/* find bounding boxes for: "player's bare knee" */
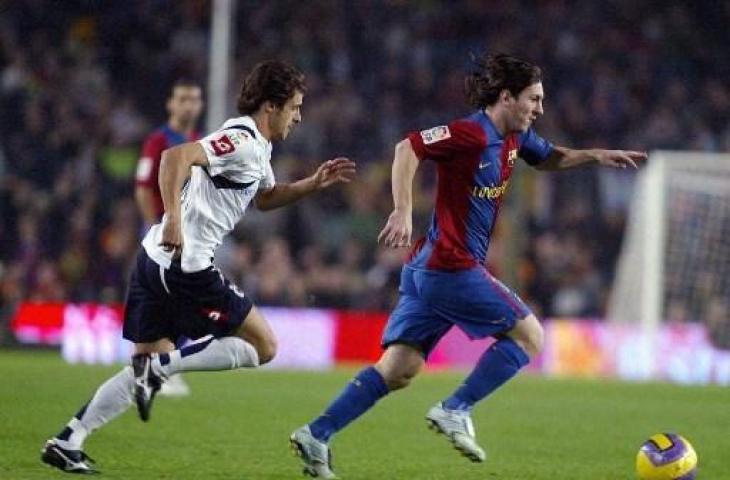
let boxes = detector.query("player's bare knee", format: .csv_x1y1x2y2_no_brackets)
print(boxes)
375,363,416,391
509,314,544,358
531,320,545,355
375,344,424,391
242,333,277,365
234,306,277,364
389,369,418,390
255,336,278,365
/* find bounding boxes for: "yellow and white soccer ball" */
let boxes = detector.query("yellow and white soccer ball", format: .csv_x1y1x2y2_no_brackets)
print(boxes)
636,433,698,479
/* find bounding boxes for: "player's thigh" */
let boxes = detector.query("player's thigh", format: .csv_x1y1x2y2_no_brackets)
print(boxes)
123,249,177,346
167,265,255,340
375,343,425,390
381,292,451,360
425,268,532,340
232,305,277,364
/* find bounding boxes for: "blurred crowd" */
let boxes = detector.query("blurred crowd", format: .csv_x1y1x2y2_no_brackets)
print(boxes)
1,0,729,337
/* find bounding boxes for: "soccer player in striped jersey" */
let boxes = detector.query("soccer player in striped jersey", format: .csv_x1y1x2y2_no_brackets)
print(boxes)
41,61,356,475
135,79,202,230
291,53,646,478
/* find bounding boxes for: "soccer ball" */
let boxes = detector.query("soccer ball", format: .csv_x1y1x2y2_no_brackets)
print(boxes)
636,433,698,479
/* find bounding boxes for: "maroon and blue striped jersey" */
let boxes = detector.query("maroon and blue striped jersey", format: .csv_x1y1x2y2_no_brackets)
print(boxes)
135,125,200,219
405,110,553,271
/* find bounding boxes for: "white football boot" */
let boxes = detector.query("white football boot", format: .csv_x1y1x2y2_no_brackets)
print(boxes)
159,374,191,397
426,402,486,462
289,425,337,479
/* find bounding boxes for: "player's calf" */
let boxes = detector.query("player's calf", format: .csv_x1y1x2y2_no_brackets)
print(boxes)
152,336,261,376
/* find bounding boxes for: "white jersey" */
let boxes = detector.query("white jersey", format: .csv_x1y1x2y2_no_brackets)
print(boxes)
143,115,274,272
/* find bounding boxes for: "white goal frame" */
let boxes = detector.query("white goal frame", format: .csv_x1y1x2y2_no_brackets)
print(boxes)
608,150,730,328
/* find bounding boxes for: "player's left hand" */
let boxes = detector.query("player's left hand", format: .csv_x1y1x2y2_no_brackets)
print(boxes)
378,209,412,248
596,150,647,169
312,157,357,189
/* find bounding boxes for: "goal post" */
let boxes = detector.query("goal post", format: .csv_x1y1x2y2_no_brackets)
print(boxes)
608,151,730,345
206,0,235,132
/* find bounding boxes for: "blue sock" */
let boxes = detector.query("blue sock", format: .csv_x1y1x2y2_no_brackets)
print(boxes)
443,337,530,411
309,366,389,442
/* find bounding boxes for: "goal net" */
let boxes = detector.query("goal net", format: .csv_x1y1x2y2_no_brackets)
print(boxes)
608,151,730,349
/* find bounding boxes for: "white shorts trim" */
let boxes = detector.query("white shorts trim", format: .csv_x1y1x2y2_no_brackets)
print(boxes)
159,265,171,295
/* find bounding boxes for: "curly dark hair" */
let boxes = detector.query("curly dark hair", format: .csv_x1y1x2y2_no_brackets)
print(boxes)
465,53,542,109
237,60,307,115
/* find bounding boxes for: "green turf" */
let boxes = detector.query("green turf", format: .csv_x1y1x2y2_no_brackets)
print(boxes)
0,350,727,479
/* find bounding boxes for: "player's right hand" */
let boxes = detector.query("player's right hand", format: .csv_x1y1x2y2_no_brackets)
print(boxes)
160,217,183,258
378,209,412,248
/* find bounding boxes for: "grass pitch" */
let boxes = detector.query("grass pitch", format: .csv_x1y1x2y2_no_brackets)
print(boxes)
1,350,728,479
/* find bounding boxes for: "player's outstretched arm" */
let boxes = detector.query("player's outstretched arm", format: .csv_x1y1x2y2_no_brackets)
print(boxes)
254,157,356,211
536,146,647,171
158,142,209,254
378,138,418,248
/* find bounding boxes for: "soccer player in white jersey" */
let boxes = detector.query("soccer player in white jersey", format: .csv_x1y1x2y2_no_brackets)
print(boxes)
41,60,356,475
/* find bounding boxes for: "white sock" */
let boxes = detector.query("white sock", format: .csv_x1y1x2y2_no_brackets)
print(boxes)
155,337,259,377
55,367,134,450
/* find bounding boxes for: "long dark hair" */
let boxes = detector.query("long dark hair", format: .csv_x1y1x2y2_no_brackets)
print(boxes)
237,60,307,115
465,53,542,108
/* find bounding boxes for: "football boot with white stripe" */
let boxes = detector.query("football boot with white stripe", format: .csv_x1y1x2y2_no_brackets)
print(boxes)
132,353,165,422
289,425,337,479
426,402,486,462
41,439,98,474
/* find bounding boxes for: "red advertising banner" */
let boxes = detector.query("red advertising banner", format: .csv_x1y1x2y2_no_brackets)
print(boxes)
9,303,730,385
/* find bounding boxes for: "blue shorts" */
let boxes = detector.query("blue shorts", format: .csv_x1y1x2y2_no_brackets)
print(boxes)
381,266,532,356
123,249,253,343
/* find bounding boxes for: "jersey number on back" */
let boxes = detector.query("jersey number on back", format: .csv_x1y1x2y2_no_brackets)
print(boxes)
210,134,235,156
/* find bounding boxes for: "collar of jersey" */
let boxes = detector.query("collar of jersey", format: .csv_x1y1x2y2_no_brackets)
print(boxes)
477,110,504,141
234,116,271,150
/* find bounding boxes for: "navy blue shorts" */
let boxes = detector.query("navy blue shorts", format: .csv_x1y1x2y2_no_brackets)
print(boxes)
122,249,253,343
382,266,533,357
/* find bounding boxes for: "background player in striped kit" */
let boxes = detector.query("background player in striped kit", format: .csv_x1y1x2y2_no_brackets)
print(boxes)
290,53,646,478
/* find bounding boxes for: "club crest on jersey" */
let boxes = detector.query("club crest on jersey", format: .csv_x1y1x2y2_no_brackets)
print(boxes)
230,131,249,146
507,148,518,166
420,125,451,145
210,134,235,156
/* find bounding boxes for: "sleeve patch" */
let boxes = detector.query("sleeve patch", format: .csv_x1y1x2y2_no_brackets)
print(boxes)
136,157,153,181
420,125,451,145
209,134,235,156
